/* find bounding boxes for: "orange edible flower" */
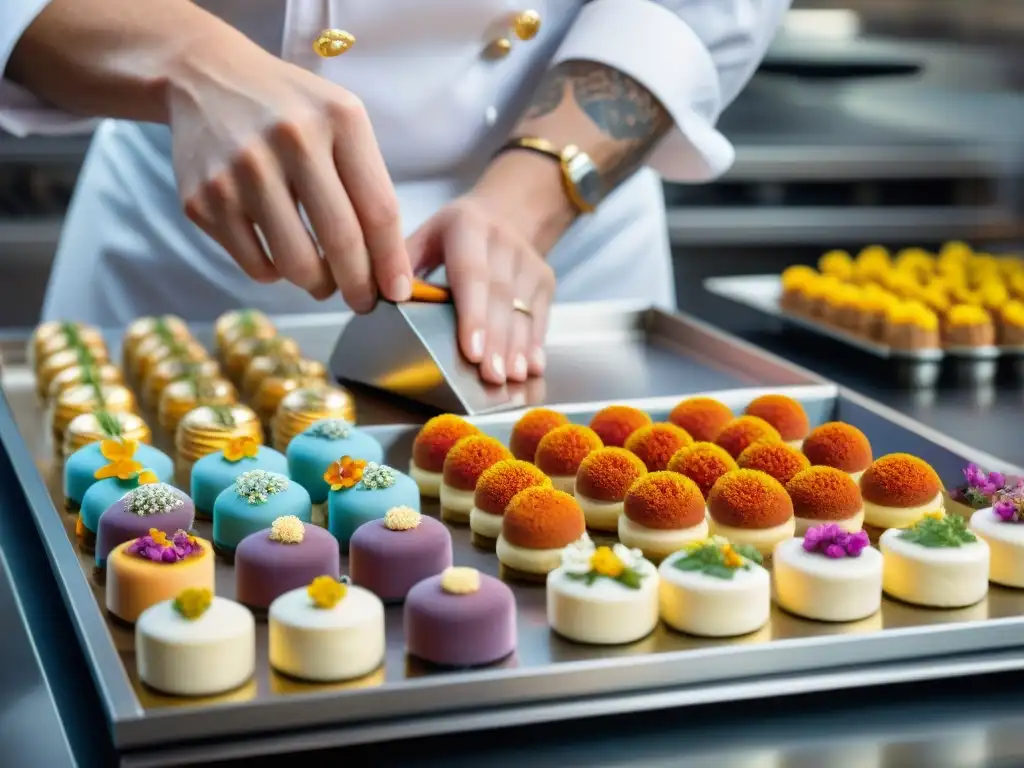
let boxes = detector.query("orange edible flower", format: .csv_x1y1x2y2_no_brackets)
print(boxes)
324,455,367,491
137,469,158,485
223,435,260,463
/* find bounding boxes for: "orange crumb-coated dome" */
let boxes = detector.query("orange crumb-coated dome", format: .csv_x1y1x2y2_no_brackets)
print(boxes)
714,416,781,459
625,423,693,472
442,435,512,491
588,405,652,448
668,397,733,442
708,469,794,530
534,424,603,477
666,442,738,499
575,447,648,503
509,408,570,462
412,414,481,473
502,486,586,549
859,453,941,508
786,466,862,521
737,442,810,486
473,459,551,516
744,395,810,442
802,422,872,473
623,472,705,530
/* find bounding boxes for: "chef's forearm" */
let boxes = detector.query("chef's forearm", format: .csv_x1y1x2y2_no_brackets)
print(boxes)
6,0,250,124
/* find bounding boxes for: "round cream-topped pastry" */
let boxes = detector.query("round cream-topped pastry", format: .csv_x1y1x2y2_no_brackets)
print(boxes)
707,469,795,558
574,447,647,533
546,534,659,645
439,435,511,524
801,422,872,484
496,487,586,583
880,514,989,608
618,472,708,561
786,466,865,536
534,424,603,494
469,460,551,551
860,453,944,538
409,414,480,497
773,525,882,622
744,394,810,449
659,537,770,637
970,492,1024,588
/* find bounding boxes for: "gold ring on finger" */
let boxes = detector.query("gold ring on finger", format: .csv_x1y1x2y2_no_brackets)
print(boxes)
512,298,532,317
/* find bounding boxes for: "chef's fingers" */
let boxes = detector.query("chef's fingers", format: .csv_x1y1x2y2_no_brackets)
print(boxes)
234,146,334,298
505,254,536,383
527,262,555,377
443,215,490,368
183,179,279,284
404,218,445,277
329,98,412,304
480,241,516,385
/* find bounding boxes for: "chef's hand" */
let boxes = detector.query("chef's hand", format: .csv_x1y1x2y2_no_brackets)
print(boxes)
406,153,575,385
169,44,411,311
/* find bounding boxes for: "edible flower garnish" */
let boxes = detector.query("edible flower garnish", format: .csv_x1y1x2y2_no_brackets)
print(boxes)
127,528,202,563
124,483,185,516
324,456,366,491
360,462,397,490
223,435,260,463
441,567,481,595
307,419,352,441
561,533,648,589
308,575,349,609
955,463,1022,509
173,587,213,620
235,470,288,505
994,487,1024,523
899,513,976,548
94,439,146,480
802,524,870,559
673,536,762,580
269,515,305,543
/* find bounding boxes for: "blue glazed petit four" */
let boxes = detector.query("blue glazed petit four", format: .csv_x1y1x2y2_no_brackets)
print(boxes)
327,461,420,550
212,470,312,558
190,436,288,519
64,440,173,512
286,419,384,504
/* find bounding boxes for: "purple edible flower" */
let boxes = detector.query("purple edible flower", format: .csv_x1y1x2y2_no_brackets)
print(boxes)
802,523,870,558
127,529,202,563
994,489,1024,523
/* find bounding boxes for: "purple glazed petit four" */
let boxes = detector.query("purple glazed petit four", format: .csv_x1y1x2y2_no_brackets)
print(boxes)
95,483,195,569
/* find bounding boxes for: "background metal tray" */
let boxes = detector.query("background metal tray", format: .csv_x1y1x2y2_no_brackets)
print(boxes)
2,307,1023,766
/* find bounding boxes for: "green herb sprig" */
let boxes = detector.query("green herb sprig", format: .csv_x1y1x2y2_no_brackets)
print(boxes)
672,541,762,580
898,514,977,548
94,409,123,438
565,568,644,590
209,405,237,428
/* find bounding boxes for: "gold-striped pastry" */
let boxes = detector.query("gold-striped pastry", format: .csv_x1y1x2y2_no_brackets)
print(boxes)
37,346,111,401
270,384,357,452
241,356,326,402
224,335,300,385
251,363,325,430
64,410,151,456
46,363,123,404
51,383,137,449
132,336,208,385
122,315,191,373
142,357,221,412
158,376,237,436
214,310,275,359
31,322,106,374
174,404,263,488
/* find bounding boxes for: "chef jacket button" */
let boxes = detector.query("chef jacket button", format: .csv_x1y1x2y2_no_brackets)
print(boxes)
485,37,513,60
513,10,541,41
485,106,498,126
313,29,355,58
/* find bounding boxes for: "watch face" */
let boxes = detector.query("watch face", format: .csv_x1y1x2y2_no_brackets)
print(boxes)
565,153,604,210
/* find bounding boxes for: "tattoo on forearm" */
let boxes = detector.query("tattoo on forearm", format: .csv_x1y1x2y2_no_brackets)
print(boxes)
523,60,671,186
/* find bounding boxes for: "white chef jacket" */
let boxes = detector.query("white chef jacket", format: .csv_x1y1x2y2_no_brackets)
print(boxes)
0,0,789,326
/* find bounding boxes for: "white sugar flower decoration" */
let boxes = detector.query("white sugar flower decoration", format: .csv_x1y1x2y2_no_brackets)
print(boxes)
560,532,595,575
612,542,645,571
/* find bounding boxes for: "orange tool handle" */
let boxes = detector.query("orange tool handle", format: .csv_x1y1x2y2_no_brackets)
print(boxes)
410,279,451,304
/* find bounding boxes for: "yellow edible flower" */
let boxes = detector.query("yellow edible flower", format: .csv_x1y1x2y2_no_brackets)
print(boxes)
721,543,744,569
173,587,213,620
308,575,347,609
223,435,259,463
590,546,625,578
94,439,143,480
323,455,366,491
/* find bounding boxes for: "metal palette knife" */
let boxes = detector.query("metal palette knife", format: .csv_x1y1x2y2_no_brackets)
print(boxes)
329,281,544,416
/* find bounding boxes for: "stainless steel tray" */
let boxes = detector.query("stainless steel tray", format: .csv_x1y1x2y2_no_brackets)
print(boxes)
3,306,1024,766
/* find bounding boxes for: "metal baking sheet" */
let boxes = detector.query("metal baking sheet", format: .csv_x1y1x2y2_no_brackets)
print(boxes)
3,308,1024,765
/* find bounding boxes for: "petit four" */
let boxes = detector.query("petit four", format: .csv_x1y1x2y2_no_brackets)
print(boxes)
241,356,325,402
786,466,864,535
190,436,288,519
773,526,881,622
286,418,384,511
954,463,1018,511
405,567,517,667
212,470,312,558
157,376,237,437
880,514,989,608
802,421,873,482
326,460,420,549
496,487,586,582
47,362,122,403
271,385,356,453
142,357,220,412
269,576,385,682
214,309,275,358
94,483,195,569
439,435,512,524
174,404,264,489
133,336,208,386
665,442,738,500
658,537,770,637
737,441,810,486
51,382,137,447
970,489,1024,588
624,423,693,472
235,517,341,610
37,341,110,399
944,304,996,348
31,321,104,372
707,469,795,558
469,459,552,550
136,589,256,696
534,424,603,494
106,531,214,623
547,534,659,645
508,407,569,462
588,405,652,448
122,314,190,372
999,300,1024,346
574,447,647,533
779,265,817,314
714,416,781,459
251,363,324,428
744,394,810,447
618,472,708,561
409,414,480,496
63,410,151,457
64,439,173,513
860,453,944,537
225,335,300,384
668,396,733,442
349,507,453,602
884,300,940,351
